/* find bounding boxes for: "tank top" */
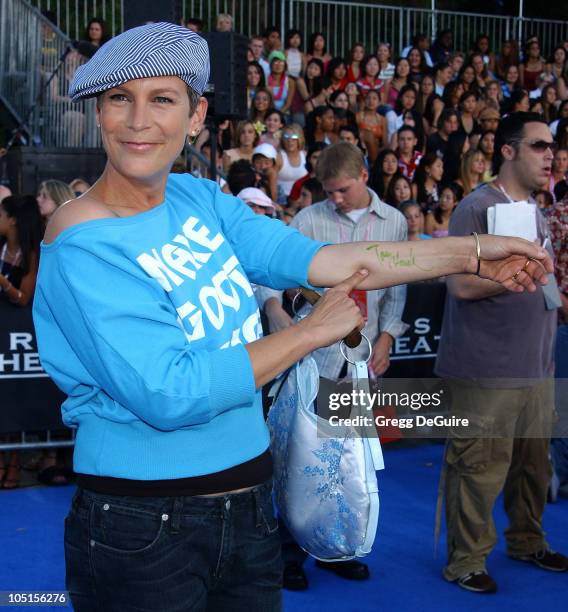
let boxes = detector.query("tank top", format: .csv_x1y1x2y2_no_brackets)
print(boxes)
278,150,307,196
286,49,303,78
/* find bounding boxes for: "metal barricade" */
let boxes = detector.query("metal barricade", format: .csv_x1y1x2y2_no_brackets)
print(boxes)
0,430,75,451
25,0,568,60
0,0,101,148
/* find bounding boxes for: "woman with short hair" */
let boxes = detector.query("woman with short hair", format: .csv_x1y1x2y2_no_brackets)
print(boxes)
33,23,553,610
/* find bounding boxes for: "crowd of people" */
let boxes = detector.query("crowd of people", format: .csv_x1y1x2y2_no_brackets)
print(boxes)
0,14,567,607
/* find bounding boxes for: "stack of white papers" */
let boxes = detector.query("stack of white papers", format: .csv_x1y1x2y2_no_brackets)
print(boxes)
487,202,538,241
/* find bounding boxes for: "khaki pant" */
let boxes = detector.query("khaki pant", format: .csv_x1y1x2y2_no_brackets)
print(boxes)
442,379,554,581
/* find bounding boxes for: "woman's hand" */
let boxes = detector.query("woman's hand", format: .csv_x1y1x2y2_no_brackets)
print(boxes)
471,235,553,293
298,270,367,349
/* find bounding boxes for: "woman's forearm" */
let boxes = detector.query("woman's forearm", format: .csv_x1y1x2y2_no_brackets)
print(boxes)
308,238,476,289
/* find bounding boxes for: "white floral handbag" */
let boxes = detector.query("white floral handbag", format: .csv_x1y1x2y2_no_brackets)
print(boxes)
267,352,384,561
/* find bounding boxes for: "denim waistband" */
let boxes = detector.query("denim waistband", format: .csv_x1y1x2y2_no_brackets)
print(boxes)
73,478,273,516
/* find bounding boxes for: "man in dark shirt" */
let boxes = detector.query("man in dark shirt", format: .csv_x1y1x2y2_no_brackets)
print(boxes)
436,113,568,593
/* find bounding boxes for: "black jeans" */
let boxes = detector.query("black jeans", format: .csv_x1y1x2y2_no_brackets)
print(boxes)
64,480,282,611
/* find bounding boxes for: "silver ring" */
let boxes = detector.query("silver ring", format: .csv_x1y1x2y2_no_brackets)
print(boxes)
339,333,372,364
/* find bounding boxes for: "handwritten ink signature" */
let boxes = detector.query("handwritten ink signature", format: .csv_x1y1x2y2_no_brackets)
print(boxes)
365,244,433,272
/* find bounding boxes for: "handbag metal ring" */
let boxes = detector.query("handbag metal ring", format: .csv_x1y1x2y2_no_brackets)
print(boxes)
339,332,372,364
291,290,307,316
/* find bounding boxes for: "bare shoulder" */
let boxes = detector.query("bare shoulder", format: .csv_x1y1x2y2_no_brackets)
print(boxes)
43,197,116,244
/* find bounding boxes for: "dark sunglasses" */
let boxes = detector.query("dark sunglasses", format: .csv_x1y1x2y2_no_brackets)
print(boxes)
516,139,556,153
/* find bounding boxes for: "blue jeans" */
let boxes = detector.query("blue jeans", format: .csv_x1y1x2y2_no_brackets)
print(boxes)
64,480,282,611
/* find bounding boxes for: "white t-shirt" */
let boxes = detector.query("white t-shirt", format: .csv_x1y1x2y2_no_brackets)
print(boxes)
345,207,369,224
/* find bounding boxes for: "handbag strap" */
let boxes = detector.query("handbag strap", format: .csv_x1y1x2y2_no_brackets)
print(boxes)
352,361,384,471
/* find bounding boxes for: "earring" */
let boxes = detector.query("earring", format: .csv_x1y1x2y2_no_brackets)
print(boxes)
187,131,200,146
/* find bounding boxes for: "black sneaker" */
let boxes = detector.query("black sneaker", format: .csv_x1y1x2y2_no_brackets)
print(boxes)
457,571,497,593
282,562,308,591
515,549,568,572
315,560,370,580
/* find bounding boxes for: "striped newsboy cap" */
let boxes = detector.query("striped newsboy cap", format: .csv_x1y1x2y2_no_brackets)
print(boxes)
69,22,210,101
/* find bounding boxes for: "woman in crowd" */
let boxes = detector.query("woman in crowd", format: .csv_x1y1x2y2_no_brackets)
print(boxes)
357,90,386,162
385,57,411,108
520,39,545,91
33,24,554,609
443,81,465,111
355,55,385,99
471,52,492,89
542,84,559,124
412,152,444,211
377,42,395,81
425,183,461,238
471,34,496,72
546,46,568,83
297,177,326,209
458,63,481,96
344,82,360,113
455,149,486,195
259,109,285,149
550,100,568,137
285,29,305,79
386,84,419,143
69,178,91,196
548,147,568,200
555,117,568,149
416,74,436,115
482,80,503,112
325,58,349,92
296,58,325,113
222,120,258,174
277,124,307,201
83,17,110,48
37,180,74,221
458,91,480,136
494,39,519,80
329,90,350,111
305,105,337,146
508,89,530,113
306,32,332,70
478,130,496,181
267,51,295,114
423,93,445,136
385,173,413,208
247,61,266,110
369,148,399,200
249,87,274,126
0,194,44,489
535,189,554,211
442,130,470,183
500,64,522,99
400,201,431,241
407,47,429,83
346,42,366,83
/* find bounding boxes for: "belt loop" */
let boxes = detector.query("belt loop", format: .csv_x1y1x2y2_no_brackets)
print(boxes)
171,498,183,534
73,488,83,511
253,488,263,529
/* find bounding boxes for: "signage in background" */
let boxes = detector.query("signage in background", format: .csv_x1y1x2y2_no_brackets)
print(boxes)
386,281,446,379
0,283,447,434
0,301,65,433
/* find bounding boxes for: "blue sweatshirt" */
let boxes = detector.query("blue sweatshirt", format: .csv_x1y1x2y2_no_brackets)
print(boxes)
33,174,325,480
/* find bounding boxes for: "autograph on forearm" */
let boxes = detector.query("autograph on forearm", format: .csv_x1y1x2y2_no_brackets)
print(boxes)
366,244,434,272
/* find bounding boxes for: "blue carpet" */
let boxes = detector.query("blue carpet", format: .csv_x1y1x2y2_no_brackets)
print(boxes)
1,443,567,611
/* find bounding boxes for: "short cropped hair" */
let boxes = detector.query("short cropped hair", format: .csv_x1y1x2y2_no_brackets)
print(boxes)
315,142,365,182
493,111,548,174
